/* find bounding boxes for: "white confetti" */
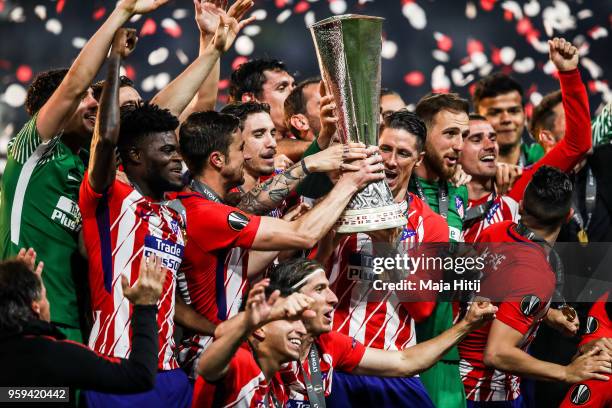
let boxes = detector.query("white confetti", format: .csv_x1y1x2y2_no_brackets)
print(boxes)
1,124,14,154
451,69,474,87
465,1,477,19
243,25,261,36
528,37,550,54
34,5,47,20
512,57,535,73
432,50,449,63
130,14,141,23
276,9,292,24
577,9,592,20
479,63,493,77
45,18,62,35
405,103,416,112
235,35,254,56
176,49,189,65
161,18,179,31
500,47,516,65
501,1,523,20
530,92,543,106
543,60,556,75
155,73,171,90
9,7,25,23
589,27,608,40
148,48,169,66
402,2,427,30
119,66,126,77
581,58,603,79
542,1,576,36
304,11,316,27
252,9,268,21
3,84,27,108
471,51,488,68
523,0,540,17
460,62,476,73
431,65,450,92
330,0,347,15
141,75,156,93
172,9,189,19
72,37,86,49
381,41,398,60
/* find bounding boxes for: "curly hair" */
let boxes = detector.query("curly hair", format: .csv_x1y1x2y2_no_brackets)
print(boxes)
220,101,271,130
473,72,524,111
25,68,69,116
381,109,427,152
229,58,288,102
179,110,240,176
117,101,179,163
523,166,573,228
0,260,42,332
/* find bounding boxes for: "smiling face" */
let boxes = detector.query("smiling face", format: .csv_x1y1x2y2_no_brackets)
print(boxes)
140,131,184,193
379,127,424,199
424,109,469,180
260,69,295,134
242,111,278,177
63,87,98,139
477,91,524,151
460,120,499,178
259,318,307,362
297,270,338,335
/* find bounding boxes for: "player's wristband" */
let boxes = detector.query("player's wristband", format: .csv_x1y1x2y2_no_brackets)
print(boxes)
300,159,311,175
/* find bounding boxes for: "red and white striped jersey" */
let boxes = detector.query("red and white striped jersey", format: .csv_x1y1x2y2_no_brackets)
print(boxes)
79,174,185,370
192,347,288,408
463,194,520,243
327,193,445,350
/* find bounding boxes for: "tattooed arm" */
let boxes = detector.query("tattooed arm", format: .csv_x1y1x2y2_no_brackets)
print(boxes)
237,142,368,215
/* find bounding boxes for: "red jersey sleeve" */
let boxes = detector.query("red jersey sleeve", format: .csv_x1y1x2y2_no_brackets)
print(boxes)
183,196,261,253
318,332,366,373
560,378,612,408
79,172,125,217
509,69,591,201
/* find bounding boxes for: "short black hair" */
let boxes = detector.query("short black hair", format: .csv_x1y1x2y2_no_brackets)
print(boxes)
117,102,179,164
415,93,469,130
473,72,524,111
284,77,321,137
179,111,240,176
530,90,563,136
229,58,288,102
221,102,270,130
267,258,325,297
381,110,427,152
92,76,135,101
25,68,69,116
0,260,42,332
523,166,573,228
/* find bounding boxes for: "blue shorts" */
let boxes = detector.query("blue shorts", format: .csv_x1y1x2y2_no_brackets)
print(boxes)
326,372,435,408
83,368,192,408
466,396,524,408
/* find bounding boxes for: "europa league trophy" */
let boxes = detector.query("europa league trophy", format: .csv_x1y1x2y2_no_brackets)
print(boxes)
310,14,406,233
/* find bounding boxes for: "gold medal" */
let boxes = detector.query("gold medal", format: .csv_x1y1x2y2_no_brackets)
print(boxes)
560,304,577,322
577,229,588,244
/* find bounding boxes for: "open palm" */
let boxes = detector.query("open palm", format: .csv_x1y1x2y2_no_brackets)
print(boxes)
118,0,169,15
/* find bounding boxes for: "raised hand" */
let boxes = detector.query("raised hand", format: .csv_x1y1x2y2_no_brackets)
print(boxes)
111,28,138,59
318,81,338,149
117,0,169,15
197,0,255,52
121,254,168,305
494,162,522,194
450,164,472,187
463,299,498,330
16,248,44,277
339,146,386,190
306,142,368,173
565,347,612,383
548,37,579,72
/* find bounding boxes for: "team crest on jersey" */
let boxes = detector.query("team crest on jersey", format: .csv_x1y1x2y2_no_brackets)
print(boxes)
520,295,541,316
485,202,501,222
455,196,464,219
400,227,416,241
228,211,250,231
583,316,599,335
570,384,591,405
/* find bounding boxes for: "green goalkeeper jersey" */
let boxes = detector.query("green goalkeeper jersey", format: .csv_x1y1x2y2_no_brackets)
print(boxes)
0,114,84,328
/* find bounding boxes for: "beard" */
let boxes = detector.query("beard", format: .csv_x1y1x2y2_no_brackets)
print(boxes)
424,143,456,181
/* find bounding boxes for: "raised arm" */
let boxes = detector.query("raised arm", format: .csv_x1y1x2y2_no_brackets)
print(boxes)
152,0,255,118
87,29,137,194
36,0,168,141
353,301,497,377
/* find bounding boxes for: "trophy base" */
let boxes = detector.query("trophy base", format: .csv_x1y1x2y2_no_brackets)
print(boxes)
335,203,407,233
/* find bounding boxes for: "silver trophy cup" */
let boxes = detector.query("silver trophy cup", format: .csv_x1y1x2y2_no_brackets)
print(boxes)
310,14,406,233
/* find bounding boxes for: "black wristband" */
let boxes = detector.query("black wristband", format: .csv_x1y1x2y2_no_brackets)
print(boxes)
300,159,311,175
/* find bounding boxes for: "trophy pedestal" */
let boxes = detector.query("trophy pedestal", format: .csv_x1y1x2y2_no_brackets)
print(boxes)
335,203,406,233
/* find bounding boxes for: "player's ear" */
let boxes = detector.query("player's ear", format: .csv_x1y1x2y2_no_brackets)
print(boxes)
209,151,226,171
415,151,426,167
252,327,266,342
290,114,309,133
126,147,141,164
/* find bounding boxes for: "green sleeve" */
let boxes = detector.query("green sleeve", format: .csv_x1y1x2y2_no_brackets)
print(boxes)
8,113,44,164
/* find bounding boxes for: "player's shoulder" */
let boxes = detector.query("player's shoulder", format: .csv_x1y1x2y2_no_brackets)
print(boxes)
477,220,516,242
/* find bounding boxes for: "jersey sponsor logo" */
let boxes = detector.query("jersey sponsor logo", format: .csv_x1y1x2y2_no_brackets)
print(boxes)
449,226,462,242
485,202,501,223
570,384,591,405
50,195,82,232
583,316,599,335
455,196,465,219
143,235,184,273
347,252,376,281
228,211,250,231
520,295,541,316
